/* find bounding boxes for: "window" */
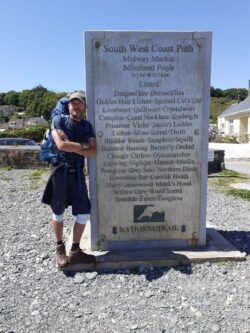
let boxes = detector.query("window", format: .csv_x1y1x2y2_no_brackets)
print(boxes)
229,120,234,134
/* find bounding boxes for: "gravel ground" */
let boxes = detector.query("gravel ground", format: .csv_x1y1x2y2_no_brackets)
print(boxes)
0,168,249,333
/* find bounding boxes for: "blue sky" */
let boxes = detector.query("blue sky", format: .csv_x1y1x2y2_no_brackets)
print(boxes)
1,0,249,93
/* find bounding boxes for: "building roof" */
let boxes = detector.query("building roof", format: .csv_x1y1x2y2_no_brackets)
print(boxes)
26,116,48,125
0,105,13,110
218,95,250,118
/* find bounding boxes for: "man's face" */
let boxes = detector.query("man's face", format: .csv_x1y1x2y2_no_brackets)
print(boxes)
68,99,86,121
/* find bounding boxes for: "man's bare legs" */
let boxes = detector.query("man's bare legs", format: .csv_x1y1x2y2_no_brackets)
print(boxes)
51,219,68,268
73,223,85,244
51,219,64,242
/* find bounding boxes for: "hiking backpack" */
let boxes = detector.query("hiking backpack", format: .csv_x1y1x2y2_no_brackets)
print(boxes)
50,97,69,118
39,97,69,166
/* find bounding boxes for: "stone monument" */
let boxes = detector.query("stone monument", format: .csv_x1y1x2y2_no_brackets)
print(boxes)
84,31,212,251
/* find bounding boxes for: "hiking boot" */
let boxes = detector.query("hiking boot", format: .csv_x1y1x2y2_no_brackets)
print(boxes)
56,244,68,268
68,248,96,265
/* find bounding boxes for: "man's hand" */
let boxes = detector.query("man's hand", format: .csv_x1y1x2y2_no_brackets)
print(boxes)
57,129,69,141
52,129,96,157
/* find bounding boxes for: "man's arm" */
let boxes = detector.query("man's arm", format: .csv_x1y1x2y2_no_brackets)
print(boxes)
52,129,96,157
80,137,97,157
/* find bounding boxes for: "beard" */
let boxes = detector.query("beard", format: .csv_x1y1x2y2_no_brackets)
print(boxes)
70,108,82,121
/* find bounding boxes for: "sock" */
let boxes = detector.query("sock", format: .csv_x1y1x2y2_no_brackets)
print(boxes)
56,241,63,246
71,243,80,252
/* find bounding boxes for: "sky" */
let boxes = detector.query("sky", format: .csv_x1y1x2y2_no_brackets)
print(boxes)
0,0,250,93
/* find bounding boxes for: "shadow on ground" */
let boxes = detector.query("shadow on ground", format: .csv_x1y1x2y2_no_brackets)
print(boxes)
208,173,249,180
218,230,250,255
61,230,249,279
63,263,193,281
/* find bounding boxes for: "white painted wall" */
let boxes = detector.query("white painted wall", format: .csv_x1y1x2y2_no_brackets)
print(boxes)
209,142,250,158
234,119,240,136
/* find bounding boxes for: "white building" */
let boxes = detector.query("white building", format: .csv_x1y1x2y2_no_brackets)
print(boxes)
218,81,250,142
26,115,48,127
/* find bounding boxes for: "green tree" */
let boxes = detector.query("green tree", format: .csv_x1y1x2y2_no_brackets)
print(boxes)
0,93,5,105
0,114,9,123
222,88,247,100
4,91,19,106
19,90,31,109
210,97,238,123
210,86,224,98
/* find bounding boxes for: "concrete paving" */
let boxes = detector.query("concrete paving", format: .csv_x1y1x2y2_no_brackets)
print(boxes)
62,227,246,272
224,159,250,190
209,143,250,189
225,159,250,176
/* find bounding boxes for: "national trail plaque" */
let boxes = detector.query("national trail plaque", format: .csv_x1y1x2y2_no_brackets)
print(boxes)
84,31,212,250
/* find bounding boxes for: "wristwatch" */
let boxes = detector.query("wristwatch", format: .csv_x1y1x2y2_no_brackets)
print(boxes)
81,143,89,150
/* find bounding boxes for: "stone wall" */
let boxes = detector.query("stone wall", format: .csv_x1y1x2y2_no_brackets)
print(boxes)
0,146,47,169
0,146,224,173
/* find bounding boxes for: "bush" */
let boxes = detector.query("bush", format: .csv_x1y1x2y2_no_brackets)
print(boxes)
0,125,47,143
213,135,238,144
239,134,250,143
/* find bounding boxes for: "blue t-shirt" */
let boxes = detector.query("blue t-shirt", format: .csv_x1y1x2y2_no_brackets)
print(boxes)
52,114,95,164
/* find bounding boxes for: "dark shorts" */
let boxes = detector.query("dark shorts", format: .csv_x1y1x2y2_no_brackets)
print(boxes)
42,165,91,216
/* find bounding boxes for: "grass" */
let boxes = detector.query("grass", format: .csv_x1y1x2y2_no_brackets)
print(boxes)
0,166,13,171
208,169,250,200
30,168,46,180
27,168,47,190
